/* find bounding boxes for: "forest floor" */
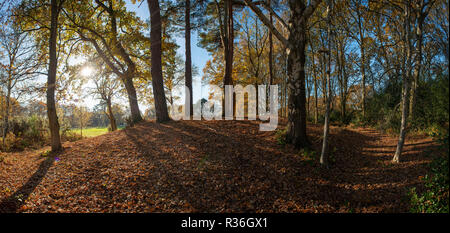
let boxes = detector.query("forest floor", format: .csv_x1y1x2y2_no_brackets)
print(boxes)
0,120,443,213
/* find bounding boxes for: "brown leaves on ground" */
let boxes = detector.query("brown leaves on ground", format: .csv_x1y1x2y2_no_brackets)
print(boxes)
0,120,442,213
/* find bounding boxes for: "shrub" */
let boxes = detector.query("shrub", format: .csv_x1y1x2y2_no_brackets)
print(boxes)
329,110,341,124
359,73,449,133
62,131,83,142
376,108,401,134
275,128,287,145
0,115,49,152
26,115,46,142
1,132,19,151
409,131,449,213
300,147,316,160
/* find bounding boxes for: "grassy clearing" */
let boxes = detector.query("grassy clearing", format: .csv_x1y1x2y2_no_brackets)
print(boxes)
70,127,112,137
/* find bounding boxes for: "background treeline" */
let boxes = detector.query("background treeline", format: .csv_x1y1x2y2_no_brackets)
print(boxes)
0,98,127,151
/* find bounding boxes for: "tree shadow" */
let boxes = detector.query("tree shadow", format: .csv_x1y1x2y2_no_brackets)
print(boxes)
122,120,304,212
118,121,438,212
363,140,437,149
0,153,59,213
312,127,438,211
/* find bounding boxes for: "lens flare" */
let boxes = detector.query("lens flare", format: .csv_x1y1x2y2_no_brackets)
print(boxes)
80,66,94,77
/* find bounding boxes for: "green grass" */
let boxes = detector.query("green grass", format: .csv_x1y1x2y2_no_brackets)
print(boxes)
70,127,111,137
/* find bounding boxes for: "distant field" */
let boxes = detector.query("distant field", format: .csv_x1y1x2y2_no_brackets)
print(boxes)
70,127,119,137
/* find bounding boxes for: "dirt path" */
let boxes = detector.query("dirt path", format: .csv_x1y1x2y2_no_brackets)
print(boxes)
0,120,441,213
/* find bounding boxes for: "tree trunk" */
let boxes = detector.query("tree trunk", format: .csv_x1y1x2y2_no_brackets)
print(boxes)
286,8,309,148
123,75,142,123
255,82,259,116
306,75,310,118
185,0,193,118
320,0,332,167
80,108,83,137
314,76,318,124
2,79,11,147
357,3,366,119
310,48,319,124
360,45,366,118
222,0,234,118
224,0,234,87
106,98,117,131
268,0,273,86
47,0,62,152
393,75,410,163
148,0,170,123
268,0,274,113
337,44,346,123
409,13,424,120
393,2,413,163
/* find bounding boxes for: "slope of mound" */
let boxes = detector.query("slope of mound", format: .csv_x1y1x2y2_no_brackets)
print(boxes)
0,120,440,213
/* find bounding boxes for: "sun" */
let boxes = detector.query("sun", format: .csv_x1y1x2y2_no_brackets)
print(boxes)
80,66,94,77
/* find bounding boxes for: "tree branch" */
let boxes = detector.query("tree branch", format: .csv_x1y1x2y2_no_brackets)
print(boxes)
243,0,289,47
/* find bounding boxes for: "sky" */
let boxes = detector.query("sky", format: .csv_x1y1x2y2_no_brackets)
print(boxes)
79,0,212,112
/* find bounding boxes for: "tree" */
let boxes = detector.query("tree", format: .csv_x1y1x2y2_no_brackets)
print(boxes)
224,0,234,89
320,0,333,167
62,0,144,123
307,28,320,124
332,0,356,124
198,0,245,117
185,0,193,117
268,0,274,87
428,0,448,65
244,0,322,148
46,0,63,152
148,0,170,122
92,71,120,131
74,105,92,137
350,0,369,119
393,0,435,163
409,0,435,120
0,21,42,146
235,9,269,115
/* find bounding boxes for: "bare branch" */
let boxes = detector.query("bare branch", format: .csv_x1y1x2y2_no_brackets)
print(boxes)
243,0,289,47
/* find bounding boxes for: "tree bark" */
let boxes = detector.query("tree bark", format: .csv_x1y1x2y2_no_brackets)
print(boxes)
337,41,347,123
360,42,366,118
2,77,11,147
123,74,142,123
47,0,62,152
409,7,425,120
185,0,193,118
310,45,319,124
393,2,413,163
222,0,234,118
314,76,318,124
224,0,234,87
106,98,117,131
357,2,366,119
285,3,309,148
393,77,410,163
148,0,170,123
320,0,332,167
268,0,273,87
243,0,321,147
